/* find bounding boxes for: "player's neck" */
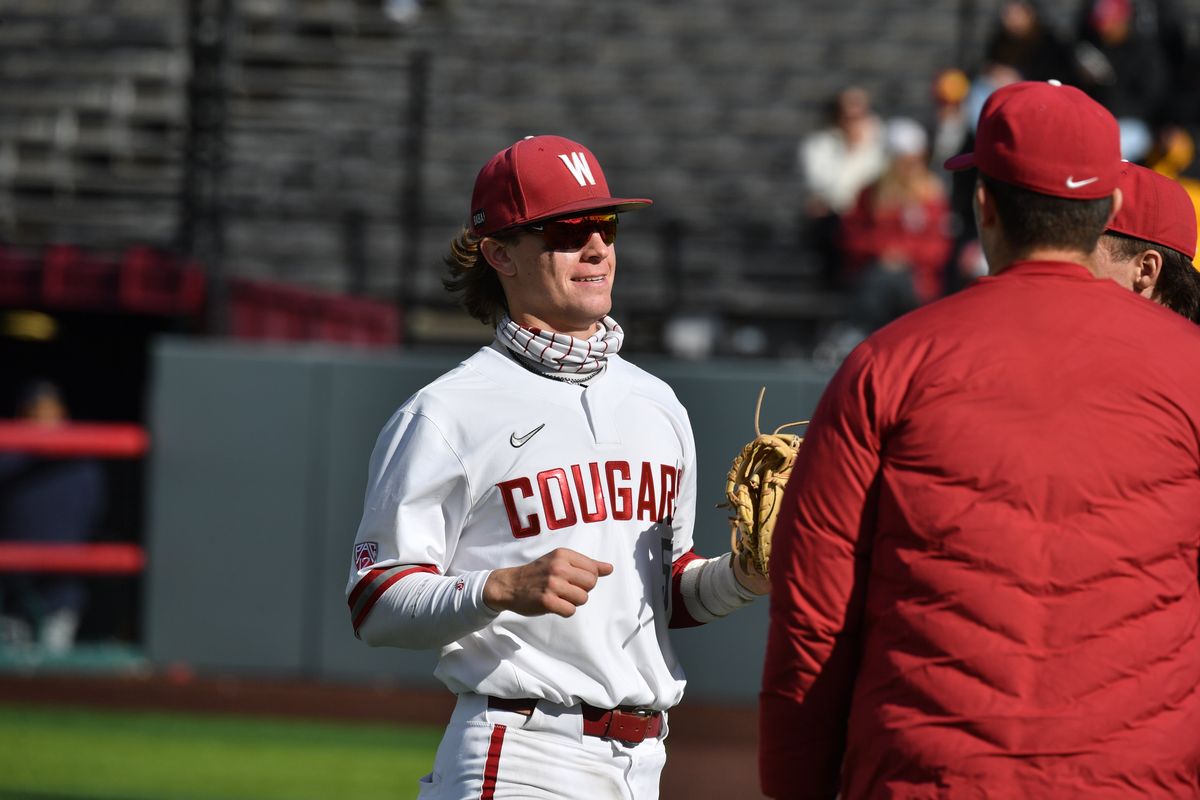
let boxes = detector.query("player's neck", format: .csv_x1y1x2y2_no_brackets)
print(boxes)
989,247,1094,275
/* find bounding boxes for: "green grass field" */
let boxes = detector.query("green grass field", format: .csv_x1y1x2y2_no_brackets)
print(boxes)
0,704,441,800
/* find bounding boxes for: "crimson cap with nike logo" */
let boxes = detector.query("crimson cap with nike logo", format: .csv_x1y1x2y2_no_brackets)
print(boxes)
945,80,1121,200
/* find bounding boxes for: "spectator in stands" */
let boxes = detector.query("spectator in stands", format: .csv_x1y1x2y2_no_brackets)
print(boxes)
1148,0,1200,128
1080,0,1192,125
929,69,973,178
837,117,953,335
983,0,1073,82
1073,0,1167,160
797,86,888,289
963,62,1022,140
0,380,105,655
930,68,989,295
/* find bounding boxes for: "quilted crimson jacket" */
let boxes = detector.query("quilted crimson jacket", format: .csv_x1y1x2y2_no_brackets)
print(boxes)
760,261,1200,799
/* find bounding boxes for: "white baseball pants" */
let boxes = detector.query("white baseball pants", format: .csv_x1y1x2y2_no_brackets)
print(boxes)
415,693,668,799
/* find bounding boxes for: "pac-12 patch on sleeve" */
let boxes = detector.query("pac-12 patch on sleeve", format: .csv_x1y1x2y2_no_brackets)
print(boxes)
354,541,379,571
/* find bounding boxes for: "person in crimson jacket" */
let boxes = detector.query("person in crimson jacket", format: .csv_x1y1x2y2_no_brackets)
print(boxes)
760,81,1200,799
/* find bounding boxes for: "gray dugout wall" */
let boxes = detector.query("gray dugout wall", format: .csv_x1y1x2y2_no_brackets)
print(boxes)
144,338,835,703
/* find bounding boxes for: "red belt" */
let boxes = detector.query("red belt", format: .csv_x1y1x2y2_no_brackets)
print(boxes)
487,696,663,744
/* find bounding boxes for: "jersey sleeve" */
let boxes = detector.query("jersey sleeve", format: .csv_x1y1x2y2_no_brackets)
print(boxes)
759,342,884,798
354,569,499,649
672,401,698,558
345,408,473,636
665,402,704,628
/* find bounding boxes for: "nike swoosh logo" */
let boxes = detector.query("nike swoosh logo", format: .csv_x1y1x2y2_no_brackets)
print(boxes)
1065,176,1099,189
509,424,546,448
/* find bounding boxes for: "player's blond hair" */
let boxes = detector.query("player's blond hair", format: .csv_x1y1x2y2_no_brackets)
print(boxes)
442,226,510,325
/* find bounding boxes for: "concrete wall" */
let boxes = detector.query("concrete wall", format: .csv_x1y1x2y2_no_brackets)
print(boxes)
143,338,835,702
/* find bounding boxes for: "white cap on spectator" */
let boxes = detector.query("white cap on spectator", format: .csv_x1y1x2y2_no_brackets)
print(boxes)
885,117,928,157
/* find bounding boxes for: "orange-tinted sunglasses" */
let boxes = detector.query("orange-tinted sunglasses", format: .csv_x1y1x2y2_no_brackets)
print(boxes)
525,213,618,251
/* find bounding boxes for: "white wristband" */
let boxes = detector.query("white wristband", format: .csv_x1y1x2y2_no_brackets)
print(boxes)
678,552,759,624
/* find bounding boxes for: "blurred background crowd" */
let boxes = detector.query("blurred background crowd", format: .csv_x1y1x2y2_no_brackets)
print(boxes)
1,0,1199,663
803,0,1200,360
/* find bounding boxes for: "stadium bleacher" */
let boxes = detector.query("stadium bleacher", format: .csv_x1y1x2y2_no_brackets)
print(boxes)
2,0,1199,353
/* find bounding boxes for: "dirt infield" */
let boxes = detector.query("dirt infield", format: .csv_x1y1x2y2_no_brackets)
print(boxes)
0,673,766,799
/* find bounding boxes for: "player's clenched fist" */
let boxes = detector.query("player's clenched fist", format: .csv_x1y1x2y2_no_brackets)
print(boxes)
483,548,614,618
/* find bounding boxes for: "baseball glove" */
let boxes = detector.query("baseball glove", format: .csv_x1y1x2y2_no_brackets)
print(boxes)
720,387,807,579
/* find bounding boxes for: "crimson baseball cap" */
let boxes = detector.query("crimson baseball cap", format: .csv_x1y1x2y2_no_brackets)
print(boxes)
469,135,652,237
1107,163,1198,259
944,80,1121,200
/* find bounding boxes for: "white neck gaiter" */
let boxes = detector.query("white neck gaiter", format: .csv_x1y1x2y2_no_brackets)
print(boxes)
495,314,624,381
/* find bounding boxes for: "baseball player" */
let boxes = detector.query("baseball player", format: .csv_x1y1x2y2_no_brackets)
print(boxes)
1091,162,1200,321
346,135,768,799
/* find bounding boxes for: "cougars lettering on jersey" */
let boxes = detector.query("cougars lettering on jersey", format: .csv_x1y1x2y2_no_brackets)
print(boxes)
496,461,679,537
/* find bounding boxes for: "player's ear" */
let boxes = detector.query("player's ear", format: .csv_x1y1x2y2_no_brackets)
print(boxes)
1132,248,1162,297
974,179,997,228
480,237,518,278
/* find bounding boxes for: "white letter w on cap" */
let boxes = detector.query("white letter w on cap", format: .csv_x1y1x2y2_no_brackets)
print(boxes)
558,152,596,187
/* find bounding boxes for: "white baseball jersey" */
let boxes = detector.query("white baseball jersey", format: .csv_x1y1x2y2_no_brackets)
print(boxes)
347,345,697,711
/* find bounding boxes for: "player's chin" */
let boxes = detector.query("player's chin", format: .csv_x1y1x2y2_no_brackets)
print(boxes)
564,289,613,321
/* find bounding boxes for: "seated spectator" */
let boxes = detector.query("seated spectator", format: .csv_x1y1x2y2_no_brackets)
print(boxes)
0,381,106,655
797,86,888,288
963,62,1022,140
1150,0,1200,128
1072,0,1166,160
930,68,973,178
838,117,953,334
931,68,993,294
984,0,1074,82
